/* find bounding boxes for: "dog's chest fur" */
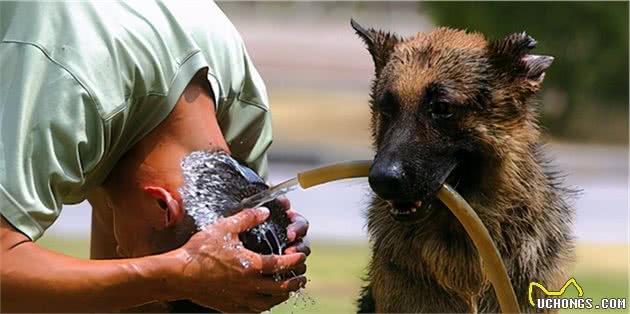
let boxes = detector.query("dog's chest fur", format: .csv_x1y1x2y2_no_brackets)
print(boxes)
366,198,489,312
360,188,573,313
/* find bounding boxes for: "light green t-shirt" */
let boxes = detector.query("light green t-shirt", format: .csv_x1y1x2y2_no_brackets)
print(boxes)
0,1,273,240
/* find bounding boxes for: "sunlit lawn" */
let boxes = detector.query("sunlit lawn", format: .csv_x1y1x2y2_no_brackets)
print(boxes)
37,237,627,313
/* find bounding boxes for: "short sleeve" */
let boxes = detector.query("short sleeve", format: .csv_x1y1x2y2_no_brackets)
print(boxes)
216,46,272,179
239,109,272,179
0,43,103,240
219,100,272,180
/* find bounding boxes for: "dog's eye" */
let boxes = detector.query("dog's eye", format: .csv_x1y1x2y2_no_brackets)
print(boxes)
429,101,454,119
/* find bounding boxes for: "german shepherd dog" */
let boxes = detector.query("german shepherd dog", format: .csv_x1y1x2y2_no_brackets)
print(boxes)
351,20,574,313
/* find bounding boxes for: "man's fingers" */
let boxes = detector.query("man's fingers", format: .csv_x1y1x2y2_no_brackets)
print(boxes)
284,241,311,256
217,207,269,234
286,262,307,276
253,276,307,295
286,210,309,242
248,252,306,275
275,196,291,211
270,260,307,277
279,275,307,291
261,253,306,275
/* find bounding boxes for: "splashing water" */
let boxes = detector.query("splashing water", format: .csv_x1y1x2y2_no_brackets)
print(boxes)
289,289,317,312
240,179,316,308
267,227,284,255
239,256,251,269
258,224,315,309
223,233,232,242
260,231,275,254
240,177,300,209
178,151,314,310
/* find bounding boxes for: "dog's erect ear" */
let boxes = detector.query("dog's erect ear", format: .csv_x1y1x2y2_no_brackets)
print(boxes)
351,19,400,76
489,32,554,89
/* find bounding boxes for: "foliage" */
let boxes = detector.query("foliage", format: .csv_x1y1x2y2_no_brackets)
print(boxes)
423,2,629,140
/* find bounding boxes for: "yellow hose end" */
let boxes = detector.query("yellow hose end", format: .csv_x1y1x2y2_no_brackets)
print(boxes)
296,160,372,188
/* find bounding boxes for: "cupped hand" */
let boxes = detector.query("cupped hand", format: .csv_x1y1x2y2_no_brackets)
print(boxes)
275,197,311,256
171,207,307,313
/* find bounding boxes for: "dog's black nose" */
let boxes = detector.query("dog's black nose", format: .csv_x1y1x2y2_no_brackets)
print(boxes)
369,159,406,200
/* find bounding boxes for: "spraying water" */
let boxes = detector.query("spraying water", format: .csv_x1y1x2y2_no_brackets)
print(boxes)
240,177,300,209
170,151,295,313
173,151,374,313
178,150,291,256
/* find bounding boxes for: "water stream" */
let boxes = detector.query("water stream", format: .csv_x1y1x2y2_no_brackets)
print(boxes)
240,179,314,310
240,177,301,209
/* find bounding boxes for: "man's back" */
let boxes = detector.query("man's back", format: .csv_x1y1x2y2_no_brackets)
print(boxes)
0,1,271,241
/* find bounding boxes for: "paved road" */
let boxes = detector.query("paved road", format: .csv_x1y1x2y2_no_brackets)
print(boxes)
40,144,628,244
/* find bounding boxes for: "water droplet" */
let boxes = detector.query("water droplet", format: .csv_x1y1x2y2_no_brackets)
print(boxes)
287,288,316,310
239,256,251,269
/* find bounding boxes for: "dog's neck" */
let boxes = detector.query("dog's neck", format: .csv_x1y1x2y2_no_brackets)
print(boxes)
473,141,554,218
367,140,566,306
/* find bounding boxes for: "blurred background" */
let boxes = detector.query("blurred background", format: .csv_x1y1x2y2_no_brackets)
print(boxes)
39,2,628,313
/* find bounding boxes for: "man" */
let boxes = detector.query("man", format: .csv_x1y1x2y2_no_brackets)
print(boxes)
0,1,309,312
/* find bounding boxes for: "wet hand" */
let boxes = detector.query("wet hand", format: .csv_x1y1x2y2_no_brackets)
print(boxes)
276,197,311,256
170,207,307,312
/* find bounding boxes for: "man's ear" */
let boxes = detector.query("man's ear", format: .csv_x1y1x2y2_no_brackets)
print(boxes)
489,32,554,90
143,186,182,228
351,18,400,76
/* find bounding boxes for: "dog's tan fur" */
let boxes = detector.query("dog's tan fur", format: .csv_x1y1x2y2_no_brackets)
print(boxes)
353,21,575,313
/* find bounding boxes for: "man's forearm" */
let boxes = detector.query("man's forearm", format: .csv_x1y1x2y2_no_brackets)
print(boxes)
1,240,181,312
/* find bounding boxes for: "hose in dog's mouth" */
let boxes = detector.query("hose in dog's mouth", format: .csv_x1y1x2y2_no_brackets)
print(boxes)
255,160,520,313
436,184,520,313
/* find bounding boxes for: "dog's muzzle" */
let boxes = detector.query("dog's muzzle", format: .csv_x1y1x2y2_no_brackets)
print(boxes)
369,156,458,221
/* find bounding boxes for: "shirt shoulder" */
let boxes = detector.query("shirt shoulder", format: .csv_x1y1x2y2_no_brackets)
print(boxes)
1,1,202,120
0,43,104,240
165,2,272,175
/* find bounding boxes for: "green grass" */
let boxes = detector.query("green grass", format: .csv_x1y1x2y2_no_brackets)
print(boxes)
36,237,627,313
558,273,629,313
272,242,370,314
36,235,91,258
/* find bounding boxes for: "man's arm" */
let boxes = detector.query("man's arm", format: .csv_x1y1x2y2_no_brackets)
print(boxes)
1,217,176,312
1,208,307,313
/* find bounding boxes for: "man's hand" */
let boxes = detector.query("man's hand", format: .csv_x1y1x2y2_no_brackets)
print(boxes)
168,207,307,313
276,197,311,256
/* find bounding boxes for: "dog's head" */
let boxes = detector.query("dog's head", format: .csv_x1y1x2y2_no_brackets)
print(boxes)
352,20,553,221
